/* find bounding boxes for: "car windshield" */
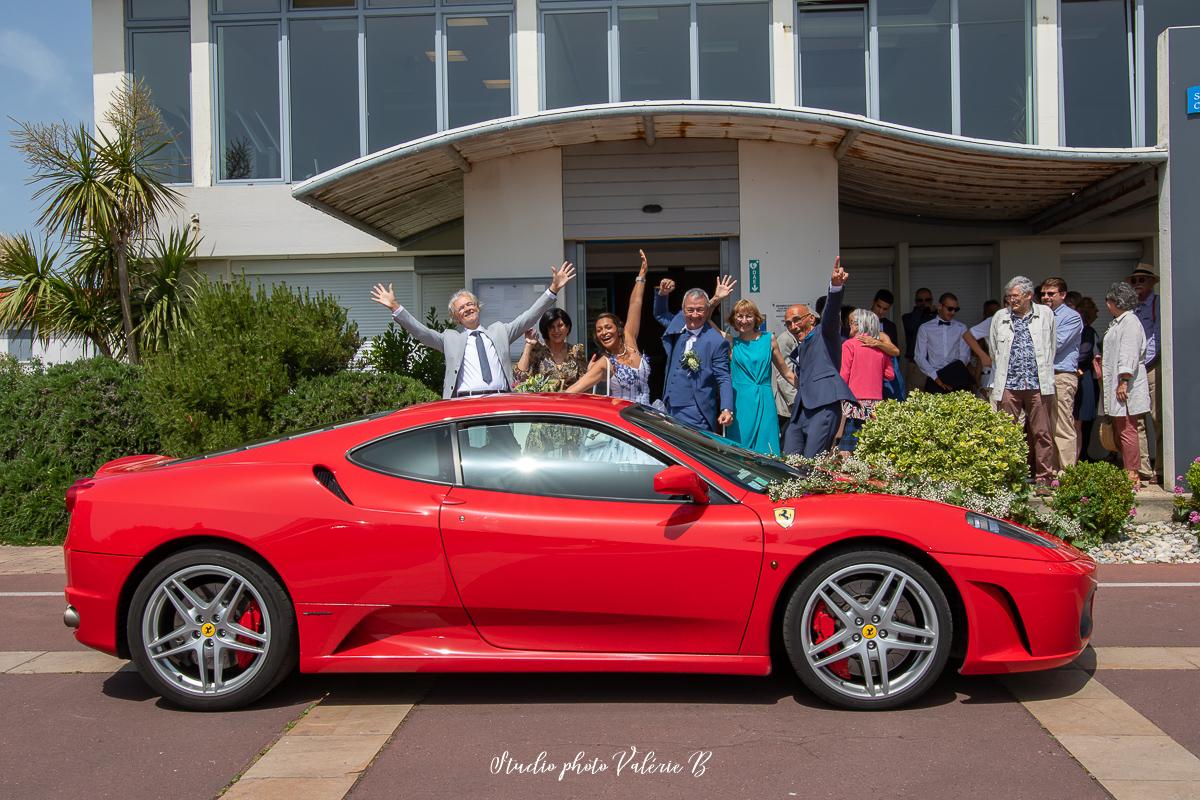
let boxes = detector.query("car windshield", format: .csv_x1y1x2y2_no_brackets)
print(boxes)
622,405,805,493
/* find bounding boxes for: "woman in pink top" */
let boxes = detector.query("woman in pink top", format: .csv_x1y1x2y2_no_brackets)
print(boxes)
838,308,895,452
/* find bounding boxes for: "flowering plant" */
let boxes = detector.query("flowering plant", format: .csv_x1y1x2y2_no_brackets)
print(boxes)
680,348,702,373
514,372,563,393
1050,461,1136,547
1173,457,1200,537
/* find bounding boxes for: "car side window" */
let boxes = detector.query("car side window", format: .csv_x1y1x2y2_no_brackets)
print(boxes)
456,419,669,501
349,424,454,483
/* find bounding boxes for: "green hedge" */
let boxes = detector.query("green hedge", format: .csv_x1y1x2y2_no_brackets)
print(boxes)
272,371,436,434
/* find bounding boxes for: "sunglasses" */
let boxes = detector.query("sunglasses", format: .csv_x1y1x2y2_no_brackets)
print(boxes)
943,306,959,313
1129,276,1153,284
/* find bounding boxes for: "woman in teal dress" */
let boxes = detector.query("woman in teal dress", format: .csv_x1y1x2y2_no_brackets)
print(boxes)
724,299,795,455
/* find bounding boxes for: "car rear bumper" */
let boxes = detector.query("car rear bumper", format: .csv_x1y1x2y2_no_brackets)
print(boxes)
937,553,1097,675
63,548,141,657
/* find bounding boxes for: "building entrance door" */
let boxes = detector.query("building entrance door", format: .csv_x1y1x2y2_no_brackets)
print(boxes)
574,239,728,403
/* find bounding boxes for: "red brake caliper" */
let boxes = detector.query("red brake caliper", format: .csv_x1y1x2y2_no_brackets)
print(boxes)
812,601,852,680
235,602,262,669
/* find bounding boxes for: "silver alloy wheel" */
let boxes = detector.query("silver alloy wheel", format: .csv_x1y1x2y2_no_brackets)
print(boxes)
140,564,272,697
800,562,940,702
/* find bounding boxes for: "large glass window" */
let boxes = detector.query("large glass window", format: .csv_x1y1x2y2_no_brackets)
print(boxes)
288,17,360,180
130,29,193,183
1141,0,1200,144
619,6,692,101
131,0,190,19
798,6,868,115
349,425,455,483
698,4,771,102
1061,0,1132,147
213,0,281,12
543,11,610,109
958,0,1027,142
447,16,514,128
876,0,952,132
366,15,438,150
215,24,282,179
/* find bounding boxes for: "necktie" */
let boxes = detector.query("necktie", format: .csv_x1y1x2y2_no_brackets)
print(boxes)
472,331,493,384
938,320,951,326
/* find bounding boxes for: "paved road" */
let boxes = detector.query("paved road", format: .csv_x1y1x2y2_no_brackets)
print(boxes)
3,552,1199,800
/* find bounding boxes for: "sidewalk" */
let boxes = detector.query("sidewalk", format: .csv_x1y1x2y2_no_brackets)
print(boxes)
0,547,62,575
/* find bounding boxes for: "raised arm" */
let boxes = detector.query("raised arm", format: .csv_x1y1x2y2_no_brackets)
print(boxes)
653,278,676,329
502,262,576,343
771,335,796,385
565,355,607,394
514,329,540,380
624,250,649,347
821,257,847,369
371,282,446,351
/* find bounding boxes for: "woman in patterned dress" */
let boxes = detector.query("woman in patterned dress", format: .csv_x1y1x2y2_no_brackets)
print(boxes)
514,308,587,391
566,249,652,403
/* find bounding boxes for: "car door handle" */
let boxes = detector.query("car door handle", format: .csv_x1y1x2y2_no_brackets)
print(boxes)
442,497,466,505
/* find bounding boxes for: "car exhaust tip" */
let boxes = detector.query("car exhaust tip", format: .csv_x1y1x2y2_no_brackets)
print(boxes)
63,606,80,629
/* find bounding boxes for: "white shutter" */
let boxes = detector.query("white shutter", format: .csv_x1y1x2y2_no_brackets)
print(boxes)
245,271,415,341
910,256,992,328
417,270,466,326
1060,243,1143,331
841,265,893,313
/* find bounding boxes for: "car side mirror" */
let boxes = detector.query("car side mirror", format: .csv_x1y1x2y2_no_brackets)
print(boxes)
653,465,709,504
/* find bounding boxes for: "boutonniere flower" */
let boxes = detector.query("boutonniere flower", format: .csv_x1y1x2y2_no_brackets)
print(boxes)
681,348,702,373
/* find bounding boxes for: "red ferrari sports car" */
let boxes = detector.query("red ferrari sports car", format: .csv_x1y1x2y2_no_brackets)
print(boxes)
62,393,1096,711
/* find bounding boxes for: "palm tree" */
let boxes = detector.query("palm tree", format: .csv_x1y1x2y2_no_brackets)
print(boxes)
12,78,181,364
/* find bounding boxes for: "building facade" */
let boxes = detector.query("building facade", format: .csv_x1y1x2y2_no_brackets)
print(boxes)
93,0,1197,475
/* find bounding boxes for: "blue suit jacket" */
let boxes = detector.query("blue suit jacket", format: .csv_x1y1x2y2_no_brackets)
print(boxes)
654,293,734,430
789,285,856,410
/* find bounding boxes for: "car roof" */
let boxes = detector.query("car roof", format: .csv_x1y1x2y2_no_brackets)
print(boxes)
390,392,634,426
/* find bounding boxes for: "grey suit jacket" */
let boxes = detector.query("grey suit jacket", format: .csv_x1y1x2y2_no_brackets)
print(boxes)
392,290,559,398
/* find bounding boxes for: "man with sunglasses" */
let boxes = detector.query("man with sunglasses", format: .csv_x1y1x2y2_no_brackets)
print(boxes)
974,276,1058,486
1039,277,1083,469
1128,263,1162,483
914,292,971,393
902,288,935,394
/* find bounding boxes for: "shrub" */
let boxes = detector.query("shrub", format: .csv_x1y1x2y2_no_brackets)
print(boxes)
142,279,360,457
365,308,449,394
1173,457,1200,529
271,371,436,435
0,356,159,545
1050,461,1136,547
856,390,1029,495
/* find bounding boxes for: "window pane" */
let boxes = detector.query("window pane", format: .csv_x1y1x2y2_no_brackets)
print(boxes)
619,5,690,101
958,0,1022,24
1061,0,1131,147
366,15,436,151
292,0,355,8
289,17,360,180
131,30,192,183
368,0,433,6
130,0,189,19
216,24,282,179
1143,0,1200,144
350,425,454,483
876,16,951,132
212,0,281,12
959,16,1028,142
877,0,949,25
544,12,609,109
698,3,770,102
457,421,667,500
798,8,867,115
447,16,512,128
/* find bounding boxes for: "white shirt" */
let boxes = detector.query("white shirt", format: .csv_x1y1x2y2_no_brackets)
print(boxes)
683,326,703,353
457,329,508,393
968,318,994,390
915,317,969,380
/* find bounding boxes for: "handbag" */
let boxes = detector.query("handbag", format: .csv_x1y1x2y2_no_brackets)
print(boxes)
1098,416,1117,452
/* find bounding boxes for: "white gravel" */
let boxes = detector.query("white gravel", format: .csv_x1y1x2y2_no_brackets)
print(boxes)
1086,521,1200,564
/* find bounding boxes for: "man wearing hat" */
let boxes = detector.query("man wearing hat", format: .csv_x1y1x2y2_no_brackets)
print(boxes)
1129,263,1162,483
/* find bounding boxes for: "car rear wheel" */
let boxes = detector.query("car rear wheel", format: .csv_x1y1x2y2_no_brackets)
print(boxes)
127,548,296,711
783,549,952,710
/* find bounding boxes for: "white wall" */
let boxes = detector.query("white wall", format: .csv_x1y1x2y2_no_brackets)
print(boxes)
464,148,565,286
1034,0,1062,146
92,0,124,135
738,140,839,330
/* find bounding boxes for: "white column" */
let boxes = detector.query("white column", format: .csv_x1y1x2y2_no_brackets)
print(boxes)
92,0,125,136
190,0,213,186
770,0,796,106
515,0,540,115
1033,0,1061,146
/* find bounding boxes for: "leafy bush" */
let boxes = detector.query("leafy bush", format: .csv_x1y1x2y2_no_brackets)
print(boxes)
364,308,449,394
1050,461,1136,547
856,390,1029,495
0,356,159,545
1173,457,1200,528
141,279,360,457
271,371,436,434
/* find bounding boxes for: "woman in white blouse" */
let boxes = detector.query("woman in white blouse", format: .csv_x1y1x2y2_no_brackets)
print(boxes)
1097,281,1150,484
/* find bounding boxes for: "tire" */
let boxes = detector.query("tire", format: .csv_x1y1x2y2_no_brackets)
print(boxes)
126,547,297,711
782,548,952,710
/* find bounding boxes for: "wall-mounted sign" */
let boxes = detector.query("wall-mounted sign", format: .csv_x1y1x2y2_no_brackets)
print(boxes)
1189,85,1200,115
748,259,761,293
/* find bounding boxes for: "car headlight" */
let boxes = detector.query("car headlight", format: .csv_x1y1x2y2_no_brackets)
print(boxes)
965,512,1056,548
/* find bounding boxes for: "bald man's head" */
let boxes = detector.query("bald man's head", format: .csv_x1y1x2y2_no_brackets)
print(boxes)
784,304,815,338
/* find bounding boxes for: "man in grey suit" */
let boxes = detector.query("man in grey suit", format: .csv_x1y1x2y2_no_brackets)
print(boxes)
370,262,576,398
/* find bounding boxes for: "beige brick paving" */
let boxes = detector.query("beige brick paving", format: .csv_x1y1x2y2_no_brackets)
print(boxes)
1090,646,1200,670
0,651,45,672
221,777,358,800
0,546,63,575
7,651,132,674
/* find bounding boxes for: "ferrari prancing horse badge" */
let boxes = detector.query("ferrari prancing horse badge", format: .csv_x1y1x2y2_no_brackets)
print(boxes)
774,508,795,529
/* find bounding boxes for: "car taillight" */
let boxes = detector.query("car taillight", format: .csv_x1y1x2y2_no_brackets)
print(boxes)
65,480,94,513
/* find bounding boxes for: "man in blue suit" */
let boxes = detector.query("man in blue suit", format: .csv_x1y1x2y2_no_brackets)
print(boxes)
783,258,857,457
654,278,734,433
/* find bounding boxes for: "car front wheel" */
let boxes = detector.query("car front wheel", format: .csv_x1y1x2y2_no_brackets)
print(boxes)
127,548,296,711
783,549,952,710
